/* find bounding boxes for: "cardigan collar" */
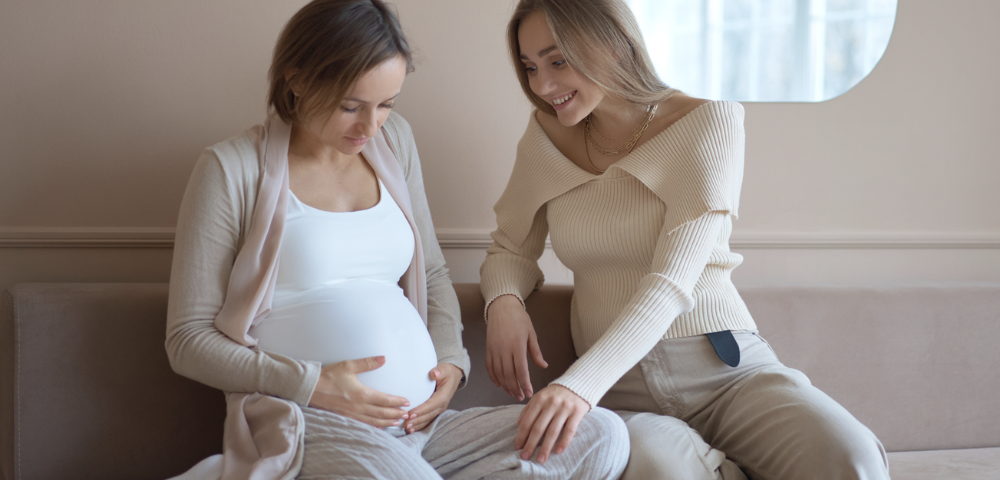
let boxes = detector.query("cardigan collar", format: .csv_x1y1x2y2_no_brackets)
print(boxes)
361,121,427,324
214,116,427,347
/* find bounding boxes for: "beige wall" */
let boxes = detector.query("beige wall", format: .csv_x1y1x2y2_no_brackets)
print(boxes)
1,0,998,294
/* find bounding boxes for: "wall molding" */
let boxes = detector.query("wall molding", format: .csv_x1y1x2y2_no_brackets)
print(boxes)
0,227,175,248
434,229,550,249
2,226,999,250
722,231,1000,250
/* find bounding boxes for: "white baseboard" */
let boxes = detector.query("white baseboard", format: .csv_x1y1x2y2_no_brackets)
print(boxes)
2,226,999,249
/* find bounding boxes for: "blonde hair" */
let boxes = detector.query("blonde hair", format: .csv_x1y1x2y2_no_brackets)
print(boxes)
268,0,413,124
507,0,672,116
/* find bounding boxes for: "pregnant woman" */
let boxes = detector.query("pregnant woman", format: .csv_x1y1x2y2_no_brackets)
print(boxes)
165,1,627,479
481,0,890,479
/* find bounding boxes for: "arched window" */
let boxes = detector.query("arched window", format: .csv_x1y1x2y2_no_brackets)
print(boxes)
628,0,898,101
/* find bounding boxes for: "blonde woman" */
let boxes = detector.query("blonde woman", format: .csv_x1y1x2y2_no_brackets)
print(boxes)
481,0,890,479
166,1,628,478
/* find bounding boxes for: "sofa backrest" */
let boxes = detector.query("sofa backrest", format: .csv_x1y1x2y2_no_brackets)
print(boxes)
1,284,224,480
736,284,1000,453
0,283,568,480
3,282,999,479
453,283,1000,453
449,284,577,411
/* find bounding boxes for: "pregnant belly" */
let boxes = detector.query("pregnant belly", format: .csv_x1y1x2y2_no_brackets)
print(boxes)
251,281,438,410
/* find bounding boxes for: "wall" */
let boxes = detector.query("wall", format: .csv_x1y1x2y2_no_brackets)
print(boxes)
1,0,998,296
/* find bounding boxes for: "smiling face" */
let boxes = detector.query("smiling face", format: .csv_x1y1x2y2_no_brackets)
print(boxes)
518,12,604,127
297,55,408,156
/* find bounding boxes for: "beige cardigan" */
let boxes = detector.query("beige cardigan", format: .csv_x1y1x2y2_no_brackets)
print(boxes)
481,101,757,407
166,112,468,479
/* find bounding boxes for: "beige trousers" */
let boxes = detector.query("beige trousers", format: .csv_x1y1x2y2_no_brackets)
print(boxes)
599,331,890,480
297,404,629,480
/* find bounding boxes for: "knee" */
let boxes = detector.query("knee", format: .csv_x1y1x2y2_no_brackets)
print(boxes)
820,424,889,480
582,407,628,436
622,414,725,480
735,369,889,479
792,396,889,479
578,407,629,451
572,407,630,477
756,403,889,480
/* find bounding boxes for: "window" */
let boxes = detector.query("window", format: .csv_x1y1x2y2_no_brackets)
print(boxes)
627,0,898,101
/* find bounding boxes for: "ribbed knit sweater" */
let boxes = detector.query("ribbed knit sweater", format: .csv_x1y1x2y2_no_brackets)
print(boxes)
481,101,757,407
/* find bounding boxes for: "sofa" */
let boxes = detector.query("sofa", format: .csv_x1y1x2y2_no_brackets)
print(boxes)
2,282,999,479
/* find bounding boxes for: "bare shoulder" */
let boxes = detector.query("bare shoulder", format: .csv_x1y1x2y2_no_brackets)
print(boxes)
667,93,713,113
648,94,714,135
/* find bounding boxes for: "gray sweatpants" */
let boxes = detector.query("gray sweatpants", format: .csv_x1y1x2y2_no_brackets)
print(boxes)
297,404,629,480
600,331,890,480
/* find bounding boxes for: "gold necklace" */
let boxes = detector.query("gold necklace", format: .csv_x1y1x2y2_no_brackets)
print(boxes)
584,135,606,173
588,107,651,143
589,122,625,142
584,104,657,173
584,104,657,157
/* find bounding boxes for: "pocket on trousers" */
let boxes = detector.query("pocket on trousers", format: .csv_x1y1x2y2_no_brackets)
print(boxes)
734,330,781,364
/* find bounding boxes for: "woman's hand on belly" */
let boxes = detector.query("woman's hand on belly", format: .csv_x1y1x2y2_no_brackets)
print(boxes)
402,362,463,434
308,355,411,428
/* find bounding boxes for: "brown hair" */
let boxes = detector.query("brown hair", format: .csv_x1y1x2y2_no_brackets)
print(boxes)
507,0,672,116
268,0,413,124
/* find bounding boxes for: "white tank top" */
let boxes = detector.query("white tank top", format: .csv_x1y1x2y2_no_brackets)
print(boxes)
250,180,438,409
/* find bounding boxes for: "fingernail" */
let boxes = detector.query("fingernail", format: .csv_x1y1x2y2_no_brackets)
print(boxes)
539,454,547,463
404,402,410,407
556,447,564,454
392,421,400,426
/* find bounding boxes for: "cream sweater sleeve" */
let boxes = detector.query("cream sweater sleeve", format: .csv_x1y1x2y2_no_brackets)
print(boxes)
479,204,550,317
165,148,321,406
550,211,726,407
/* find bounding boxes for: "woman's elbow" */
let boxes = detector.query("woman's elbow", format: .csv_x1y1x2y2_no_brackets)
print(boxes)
163,321,211,380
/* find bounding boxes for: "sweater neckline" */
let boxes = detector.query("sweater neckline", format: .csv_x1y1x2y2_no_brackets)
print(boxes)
529,98,732,177
494,99,744,246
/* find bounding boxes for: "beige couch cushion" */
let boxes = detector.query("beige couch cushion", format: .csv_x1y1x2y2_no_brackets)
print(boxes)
887,447,1000,479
